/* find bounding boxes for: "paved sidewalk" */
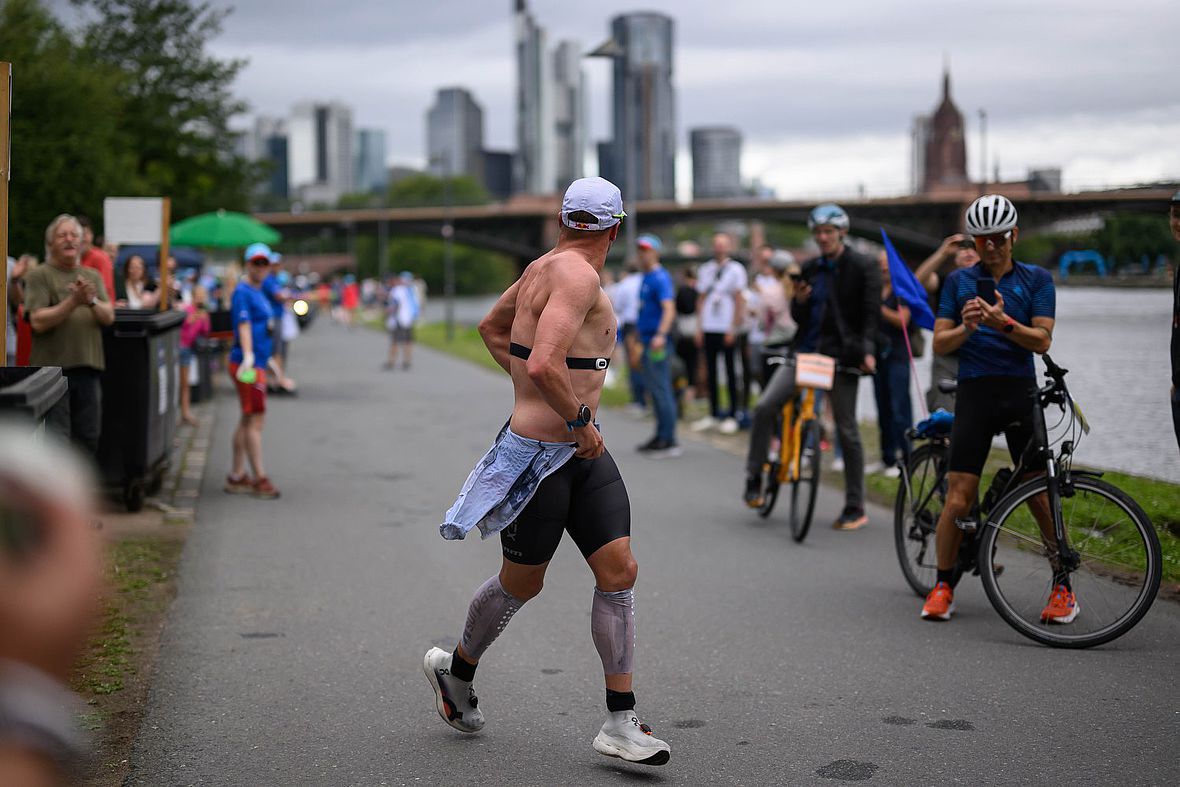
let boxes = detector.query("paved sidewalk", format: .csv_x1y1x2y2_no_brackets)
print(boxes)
128,321,1180,786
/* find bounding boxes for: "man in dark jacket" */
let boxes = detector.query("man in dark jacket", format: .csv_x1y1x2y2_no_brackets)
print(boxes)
743,204,880,530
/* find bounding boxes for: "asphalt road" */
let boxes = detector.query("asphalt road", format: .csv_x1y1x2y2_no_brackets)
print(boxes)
127,320,1180,786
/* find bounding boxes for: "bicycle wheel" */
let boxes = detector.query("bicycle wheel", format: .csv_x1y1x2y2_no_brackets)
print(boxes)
979,474,1162,648
789,420,822,542
758,461,781,518
893,442,948,597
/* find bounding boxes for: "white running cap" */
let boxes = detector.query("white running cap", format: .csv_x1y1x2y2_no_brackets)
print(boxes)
561,177,626,231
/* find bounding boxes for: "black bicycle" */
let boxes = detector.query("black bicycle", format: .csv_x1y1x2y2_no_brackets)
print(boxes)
894,355,1162,648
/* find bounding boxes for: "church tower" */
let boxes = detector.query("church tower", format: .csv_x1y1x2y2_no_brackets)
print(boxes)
921,68,968,193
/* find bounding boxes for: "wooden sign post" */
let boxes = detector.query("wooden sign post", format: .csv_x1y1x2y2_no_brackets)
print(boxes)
1,63,12,363
158,197,172,311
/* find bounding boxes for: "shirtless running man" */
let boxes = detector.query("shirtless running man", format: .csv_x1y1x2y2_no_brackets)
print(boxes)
423,177,671,766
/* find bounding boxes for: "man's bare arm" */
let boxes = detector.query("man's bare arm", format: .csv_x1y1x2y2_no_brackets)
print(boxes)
478,278,523,374
525,267,600,422
933,316,971,355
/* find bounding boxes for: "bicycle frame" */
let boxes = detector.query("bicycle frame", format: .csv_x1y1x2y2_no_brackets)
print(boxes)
778,387,818,483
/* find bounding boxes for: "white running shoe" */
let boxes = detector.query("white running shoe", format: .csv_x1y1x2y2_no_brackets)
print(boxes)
422,647,484,733
592,711,671,766
831,457,845,472
718,417,739,435
690,415,718,432
882,465,902,479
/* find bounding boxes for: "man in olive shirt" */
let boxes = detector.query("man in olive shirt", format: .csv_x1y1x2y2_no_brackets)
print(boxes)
24,214,115,453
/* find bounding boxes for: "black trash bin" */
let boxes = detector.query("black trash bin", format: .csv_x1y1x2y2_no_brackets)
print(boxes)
96,309,185,511
0,366,68,434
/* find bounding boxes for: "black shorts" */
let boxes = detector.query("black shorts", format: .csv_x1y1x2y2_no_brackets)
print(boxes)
500,449,631,565
949,376,1037,476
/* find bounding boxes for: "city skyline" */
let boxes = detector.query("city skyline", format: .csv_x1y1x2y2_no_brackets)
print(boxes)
200,0,1179,201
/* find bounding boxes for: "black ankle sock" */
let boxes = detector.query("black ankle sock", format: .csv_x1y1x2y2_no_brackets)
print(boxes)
936,569,956,586
606,689,636,713
1053,573,1072,591
450,648,477,682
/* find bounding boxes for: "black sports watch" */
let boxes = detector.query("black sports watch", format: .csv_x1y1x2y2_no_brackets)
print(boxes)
566,403,593,431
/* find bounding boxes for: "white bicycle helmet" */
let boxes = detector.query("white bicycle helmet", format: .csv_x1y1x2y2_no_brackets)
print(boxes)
965,194,1018,235
807,203,850,231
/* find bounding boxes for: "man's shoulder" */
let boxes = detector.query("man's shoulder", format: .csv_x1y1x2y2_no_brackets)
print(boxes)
1015,261,1053,285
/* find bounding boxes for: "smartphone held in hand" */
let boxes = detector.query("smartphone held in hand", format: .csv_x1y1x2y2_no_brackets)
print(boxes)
975,279,997,306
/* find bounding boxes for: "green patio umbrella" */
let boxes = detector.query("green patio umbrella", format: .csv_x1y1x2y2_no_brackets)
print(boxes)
169,209,281,247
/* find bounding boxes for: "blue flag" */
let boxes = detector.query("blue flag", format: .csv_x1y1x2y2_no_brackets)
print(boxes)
880,229,936,330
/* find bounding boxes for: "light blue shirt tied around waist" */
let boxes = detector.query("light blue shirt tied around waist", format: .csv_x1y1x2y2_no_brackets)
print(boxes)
440,423,578,541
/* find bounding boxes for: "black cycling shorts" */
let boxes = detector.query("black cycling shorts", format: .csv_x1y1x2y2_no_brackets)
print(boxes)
500,449,631,565
949,376,1037,476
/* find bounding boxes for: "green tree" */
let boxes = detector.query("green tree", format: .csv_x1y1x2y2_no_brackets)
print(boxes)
71,0,259,222
386,174,490,208
1,0,133,255
1090,213,1175,269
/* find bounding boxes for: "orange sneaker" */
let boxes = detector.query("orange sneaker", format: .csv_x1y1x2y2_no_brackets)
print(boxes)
921,581,955,621
1040,584,1079,624
224,473,253,494
252,476,281,499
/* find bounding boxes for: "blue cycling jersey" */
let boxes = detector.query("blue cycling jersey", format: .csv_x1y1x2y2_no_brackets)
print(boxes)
937,261,1055,380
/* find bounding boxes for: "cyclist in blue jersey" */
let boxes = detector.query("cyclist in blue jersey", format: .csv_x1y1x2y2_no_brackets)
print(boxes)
921,195,1068,623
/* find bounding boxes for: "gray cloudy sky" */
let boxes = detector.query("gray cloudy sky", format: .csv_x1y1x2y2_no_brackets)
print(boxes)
64,0,1180,199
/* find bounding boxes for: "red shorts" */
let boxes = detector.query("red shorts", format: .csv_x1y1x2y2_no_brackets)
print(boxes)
229,363,267,415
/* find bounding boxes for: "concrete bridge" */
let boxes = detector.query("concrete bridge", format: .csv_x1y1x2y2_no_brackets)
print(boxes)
256,187,1175,265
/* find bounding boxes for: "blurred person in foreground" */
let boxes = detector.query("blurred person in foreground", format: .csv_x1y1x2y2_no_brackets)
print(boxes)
633,234,680,457
1170,190,1180,456
913,233,980,412
24,215,115,455
0,425,104,786
425,177,671,766
223,247,280,499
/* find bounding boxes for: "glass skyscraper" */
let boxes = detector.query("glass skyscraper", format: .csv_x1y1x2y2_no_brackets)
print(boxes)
606,12,675,202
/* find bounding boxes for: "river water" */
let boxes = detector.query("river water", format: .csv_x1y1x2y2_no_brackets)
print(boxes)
424,287,1178,482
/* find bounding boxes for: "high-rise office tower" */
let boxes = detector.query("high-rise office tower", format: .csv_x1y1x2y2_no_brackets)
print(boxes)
288,102,354,205
514,1,555,194
354,129,388,195
606,12,676,201
910,114,930,194
250,116,289,200
551,40,585,192
690,127,742,200
426,87,485,182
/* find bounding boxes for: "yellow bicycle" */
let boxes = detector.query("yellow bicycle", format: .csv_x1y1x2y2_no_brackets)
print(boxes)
758,353,824,542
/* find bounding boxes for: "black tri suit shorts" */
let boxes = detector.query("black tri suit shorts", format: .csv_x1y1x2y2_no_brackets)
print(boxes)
948,375,1038,476
500,448,631,565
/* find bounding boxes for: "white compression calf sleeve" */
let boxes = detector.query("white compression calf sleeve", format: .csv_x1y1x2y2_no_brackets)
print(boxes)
591,587,635,675
459,575,526,661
